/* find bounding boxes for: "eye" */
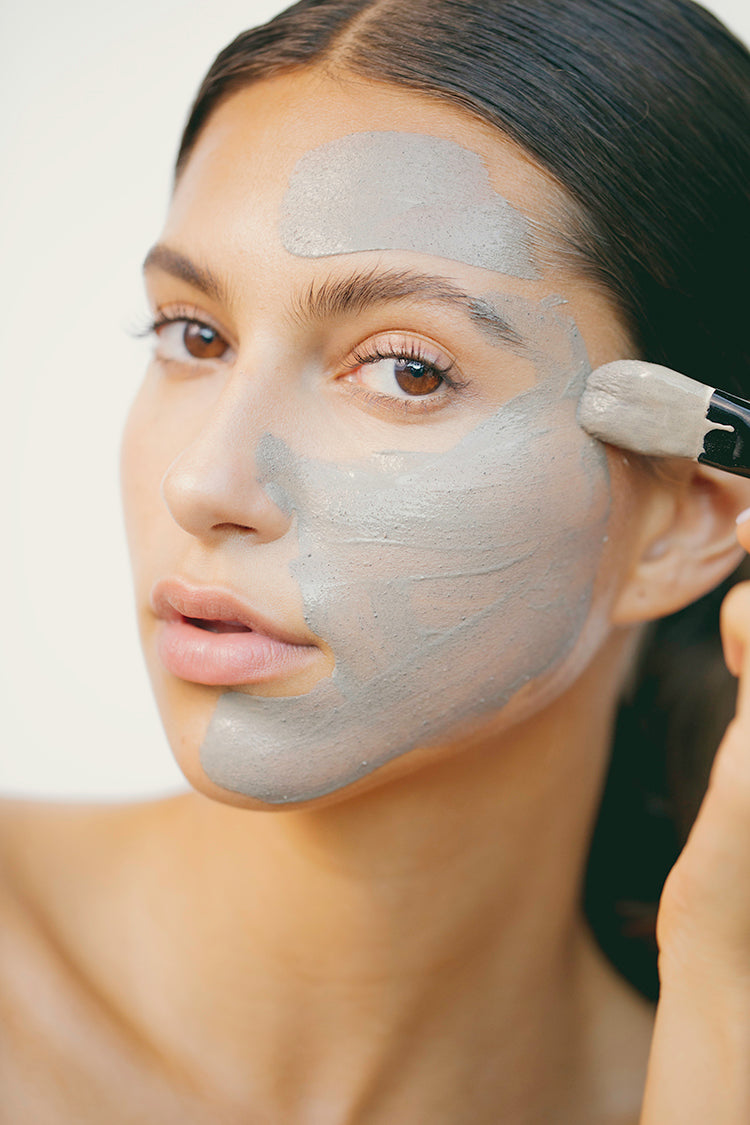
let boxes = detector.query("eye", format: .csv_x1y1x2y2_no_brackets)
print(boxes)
359,356,447,399
345,337,465,411
151,315,233,363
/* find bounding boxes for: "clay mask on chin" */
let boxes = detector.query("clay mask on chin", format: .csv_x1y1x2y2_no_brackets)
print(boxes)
199,292,611,803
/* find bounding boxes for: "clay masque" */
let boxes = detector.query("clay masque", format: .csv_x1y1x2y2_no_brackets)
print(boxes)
200,292,610,803
198,132,608,801
280,131,539,279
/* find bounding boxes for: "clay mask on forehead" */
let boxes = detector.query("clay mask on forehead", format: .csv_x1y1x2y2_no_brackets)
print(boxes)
200,294,610,803
279,131,540,279
198,132,609,803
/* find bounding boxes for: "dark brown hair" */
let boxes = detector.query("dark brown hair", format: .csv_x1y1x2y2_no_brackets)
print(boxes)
175,0,750,1001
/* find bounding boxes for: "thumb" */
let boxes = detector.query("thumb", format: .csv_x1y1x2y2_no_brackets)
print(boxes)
655,573,750,985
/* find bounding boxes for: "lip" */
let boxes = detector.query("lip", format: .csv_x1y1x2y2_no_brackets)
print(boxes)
150,578,320,686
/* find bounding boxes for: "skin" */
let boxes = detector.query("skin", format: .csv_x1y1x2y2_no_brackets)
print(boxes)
3,67,750,1124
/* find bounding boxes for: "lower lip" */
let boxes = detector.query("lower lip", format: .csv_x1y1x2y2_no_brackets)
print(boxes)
156,619,320,686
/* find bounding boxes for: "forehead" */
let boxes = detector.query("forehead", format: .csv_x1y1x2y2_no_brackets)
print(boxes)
164,68,565,263
279,130,539,280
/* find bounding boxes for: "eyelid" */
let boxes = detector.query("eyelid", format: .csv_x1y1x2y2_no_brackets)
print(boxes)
344,384,454,419
337,331,473,419
144,303,236,346
343,331,463,384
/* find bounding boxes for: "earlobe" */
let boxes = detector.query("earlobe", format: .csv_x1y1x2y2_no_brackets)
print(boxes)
611,463,750,626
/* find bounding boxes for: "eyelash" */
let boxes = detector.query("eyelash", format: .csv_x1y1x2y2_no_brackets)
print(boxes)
346,338,468,414
350,340,457,384
135,311,468,415
134,307,220,341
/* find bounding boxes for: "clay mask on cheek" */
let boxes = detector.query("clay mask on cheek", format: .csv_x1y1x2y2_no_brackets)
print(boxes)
199,295,610,803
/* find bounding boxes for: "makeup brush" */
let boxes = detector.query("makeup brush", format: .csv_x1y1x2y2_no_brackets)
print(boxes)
577,360,750,477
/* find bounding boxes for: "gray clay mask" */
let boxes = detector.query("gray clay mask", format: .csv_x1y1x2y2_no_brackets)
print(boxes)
279,130,540,279
197,131,609,802
200,294,610,803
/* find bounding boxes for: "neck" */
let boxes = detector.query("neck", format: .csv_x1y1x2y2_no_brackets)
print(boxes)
129,631,650,1121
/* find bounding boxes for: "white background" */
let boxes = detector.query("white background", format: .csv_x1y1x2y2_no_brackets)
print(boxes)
1,0,748,800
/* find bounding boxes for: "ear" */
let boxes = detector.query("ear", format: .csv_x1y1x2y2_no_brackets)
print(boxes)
612,463,750,625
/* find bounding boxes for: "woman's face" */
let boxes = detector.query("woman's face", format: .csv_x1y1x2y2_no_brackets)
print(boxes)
122,68,637,808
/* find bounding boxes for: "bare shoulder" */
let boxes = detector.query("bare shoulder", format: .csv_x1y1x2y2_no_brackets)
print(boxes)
0,793,162,989
0,792,189,979
0,795,220,1123
0,795,108,916
0,792,186,1028
0,793,182,900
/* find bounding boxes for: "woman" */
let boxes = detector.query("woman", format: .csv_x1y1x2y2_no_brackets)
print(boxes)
2,0,750,1120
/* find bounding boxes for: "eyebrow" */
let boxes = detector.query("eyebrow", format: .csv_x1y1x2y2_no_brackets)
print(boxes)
142,244,523,347
143,243,227,303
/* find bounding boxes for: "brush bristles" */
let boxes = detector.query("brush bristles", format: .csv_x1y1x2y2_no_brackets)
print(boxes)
577,360,715,460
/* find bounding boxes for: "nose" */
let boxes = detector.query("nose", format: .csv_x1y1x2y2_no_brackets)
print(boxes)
160,380,293,544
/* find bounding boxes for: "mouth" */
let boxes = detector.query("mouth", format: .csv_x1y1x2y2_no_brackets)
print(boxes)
184,616,253,634
151,579,320,687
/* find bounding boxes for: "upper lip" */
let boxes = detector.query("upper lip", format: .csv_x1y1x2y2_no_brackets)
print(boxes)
150,577,317,647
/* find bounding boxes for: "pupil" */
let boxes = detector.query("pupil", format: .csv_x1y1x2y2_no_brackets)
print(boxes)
394,359,442,396
184,322,225,359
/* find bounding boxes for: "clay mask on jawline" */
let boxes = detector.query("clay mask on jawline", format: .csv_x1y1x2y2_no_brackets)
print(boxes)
199,292,611,803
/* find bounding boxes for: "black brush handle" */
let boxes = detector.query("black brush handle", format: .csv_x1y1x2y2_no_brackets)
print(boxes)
698,390,750,477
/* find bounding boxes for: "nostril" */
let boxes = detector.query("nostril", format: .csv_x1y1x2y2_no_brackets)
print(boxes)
212,521,257,534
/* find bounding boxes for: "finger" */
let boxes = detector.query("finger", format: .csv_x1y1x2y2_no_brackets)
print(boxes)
657,716,750,982
735,507,750,555
720,517,750,677
655,543,750,992
658,584,750,972
721,583,750,712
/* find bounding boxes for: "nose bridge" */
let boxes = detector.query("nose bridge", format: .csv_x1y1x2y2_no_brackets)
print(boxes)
160,364,293,543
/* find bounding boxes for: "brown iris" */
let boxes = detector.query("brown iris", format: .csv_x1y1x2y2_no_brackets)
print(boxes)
182,322,227,360
394,359,443,396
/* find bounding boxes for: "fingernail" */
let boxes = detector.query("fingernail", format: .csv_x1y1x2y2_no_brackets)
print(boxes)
736,507,750,526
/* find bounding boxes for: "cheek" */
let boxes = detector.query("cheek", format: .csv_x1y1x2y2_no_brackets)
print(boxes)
284,390,610,688
120,381,180,580
198,392,611,805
